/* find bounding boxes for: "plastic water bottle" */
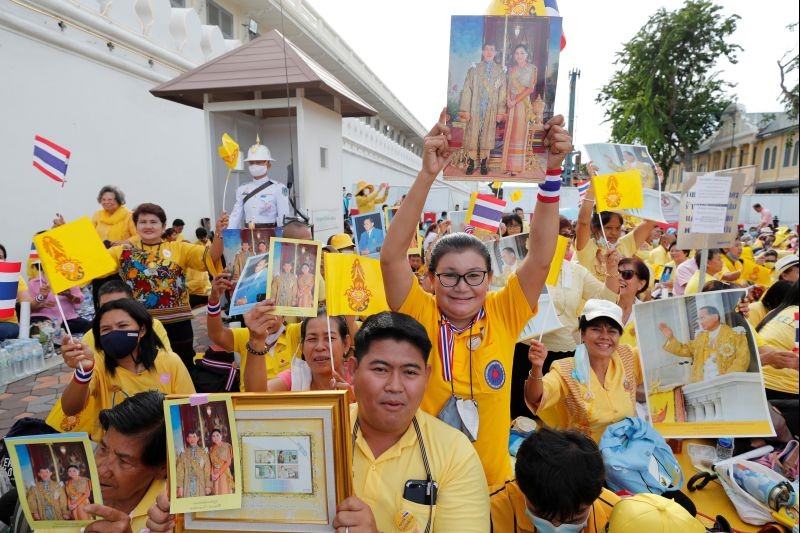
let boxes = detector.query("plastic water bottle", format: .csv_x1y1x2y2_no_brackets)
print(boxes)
31,340,45,371
11,343,25,378
0,347,9,384
716,437,735,463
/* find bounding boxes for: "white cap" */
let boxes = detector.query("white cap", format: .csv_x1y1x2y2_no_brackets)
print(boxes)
774,254,798,276
581,299,624,330
244,137,275,162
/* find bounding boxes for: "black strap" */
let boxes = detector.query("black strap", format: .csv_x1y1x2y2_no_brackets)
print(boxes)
242,180,273,206
352,417,433,533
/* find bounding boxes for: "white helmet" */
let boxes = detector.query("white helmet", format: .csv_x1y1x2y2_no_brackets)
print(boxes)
244,135,275,162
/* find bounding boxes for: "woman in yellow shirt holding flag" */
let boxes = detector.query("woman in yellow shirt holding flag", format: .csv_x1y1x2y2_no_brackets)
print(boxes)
380,111,571,488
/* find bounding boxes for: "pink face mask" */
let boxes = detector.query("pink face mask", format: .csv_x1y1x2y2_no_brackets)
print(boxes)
565,249,574,261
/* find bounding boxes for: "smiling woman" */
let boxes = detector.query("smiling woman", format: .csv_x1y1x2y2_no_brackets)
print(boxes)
380,112,570,487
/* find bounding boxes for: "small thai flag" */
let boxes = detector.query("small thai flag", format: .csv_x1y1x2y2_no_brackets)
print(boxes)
794,311,798,353
29,242,39,261
577,180,590,205
464,225,475,235
0,262,22,319
465,193,507,233
33,135,71,184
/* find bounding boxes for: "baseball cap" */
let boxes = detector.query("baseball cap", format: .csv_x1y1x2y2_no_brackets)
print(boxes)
580,299,624,331
330,233,355,250
774,254,798,276
607,494,705,533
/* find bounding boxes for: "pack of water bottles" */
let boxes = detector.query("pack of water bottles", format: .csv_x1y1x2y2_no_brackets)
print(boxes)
0,339,46,386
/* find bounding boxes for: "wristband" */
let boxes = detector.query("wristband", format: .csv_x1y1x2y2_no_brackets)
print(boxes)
36,294,46,303
546,167,563,176
246,342,268,356
73,366,94,384
207,301,222,317
537,169,563,203
527,369,544,381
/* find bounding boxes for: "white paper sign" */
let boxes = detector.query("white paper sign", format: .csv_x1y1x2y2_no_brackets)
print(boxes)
518,293,563,342
694,174,732,205
690,205,728,234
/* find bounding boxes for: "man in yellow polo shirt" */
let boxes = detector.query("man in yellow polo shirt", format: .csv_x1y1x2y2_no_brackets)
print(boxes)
33,391,167,533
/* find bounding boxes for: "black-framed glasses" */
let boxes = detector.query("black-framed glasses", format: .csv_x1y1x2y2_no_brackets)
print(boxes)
433,270,489,287
618,269,636,281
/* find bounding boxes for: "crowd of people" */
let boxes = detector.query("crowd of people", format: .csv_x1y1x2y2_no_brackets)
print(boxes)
1,111,798,533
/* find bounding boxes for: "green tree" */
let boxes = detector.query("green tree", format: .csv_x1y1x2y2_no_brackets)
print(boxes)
778,22,799,119
596,1,740,185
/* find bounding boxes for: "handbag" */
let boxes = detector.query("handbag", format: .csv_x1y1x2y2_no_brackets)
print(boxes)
598,417,683,495
713,459,798,527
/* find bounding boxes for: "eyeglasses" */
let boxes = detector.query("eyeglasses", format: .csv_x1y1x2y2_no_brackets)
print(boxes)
433,270,488,287
618,269,636,281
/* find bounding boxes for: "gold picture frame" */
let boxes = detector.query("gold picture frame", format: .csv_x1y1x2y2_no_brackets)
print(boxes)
174,391,353,532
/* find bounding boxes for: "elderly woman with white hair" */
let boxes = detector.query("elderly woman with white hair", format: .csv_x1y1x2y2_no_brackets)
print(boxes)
92,185,137,246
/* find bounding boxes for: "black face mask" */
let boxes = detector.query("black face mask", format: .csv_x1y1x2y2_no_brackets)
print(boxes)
100,330,140,360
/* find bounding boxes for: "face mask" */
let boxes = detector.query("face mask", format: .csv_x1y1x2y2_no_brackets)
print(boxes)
652,239,660,246
527,510,588,533
765,261,776,270
100,330,140,360
750,231,759,239
248,164,268,178
564,249,574,261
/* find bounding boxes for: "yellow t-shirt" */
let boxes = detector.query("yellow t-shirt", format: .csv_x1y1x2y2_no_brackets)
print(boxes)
108,241,220,324
186,243,212,296
647,245,669,269
684,269,722,295
351,405,490,532
536,349,642,443
576,231,638,281
757,305,799,394
231,324,299,391
747,301,768,328
46,348,195,442
399,273,536,487
0,276,27,325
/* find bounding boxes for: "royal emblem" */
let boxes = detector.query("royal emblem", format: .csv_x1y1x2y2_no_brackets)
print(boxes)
344,258,372,313
604,174,622,208
41,236,85,282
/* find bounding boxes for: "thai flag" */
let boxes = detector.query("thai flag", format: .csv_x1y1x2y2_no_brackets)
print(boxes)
33,135,71,184
29,242,39,261
577,180,590,205
794,311,798,353
465,193,507,233
0,262,22,319
544,0,567,50
464,225,476,235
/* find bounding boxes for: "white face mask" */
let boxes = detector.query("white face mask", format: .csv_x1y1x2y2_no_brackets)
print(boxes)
248,164,268,178
527,510,588,533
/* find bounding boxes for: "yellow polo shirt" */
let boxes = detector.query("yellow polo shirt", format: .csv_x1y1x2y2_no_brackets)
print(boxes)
36,478,165,533
399,273,535,487
576,232,638,281
46,348,195,442
232,324,298,391
684,269,723,295
757,306,799,394
351,405,490,532
647,245,670,269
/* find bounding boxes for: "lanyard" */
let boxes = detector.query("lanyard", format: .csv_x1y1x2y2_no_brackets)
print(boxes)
352,417,433,533
438,309,485,383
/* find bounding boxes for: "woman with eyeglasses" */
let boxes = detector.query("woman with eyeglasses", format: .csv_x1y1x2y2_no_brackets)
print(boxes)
380,111,571,487
526,299,642,442
58,298,195,442
615,257,651,348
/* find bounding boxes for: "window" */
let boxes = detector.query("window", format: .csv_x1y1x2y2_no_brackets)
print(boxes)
762,149,770,170
783,143,792,167
770,146,777,169
793,141,799,166
320,147,328,169
207,1,233,39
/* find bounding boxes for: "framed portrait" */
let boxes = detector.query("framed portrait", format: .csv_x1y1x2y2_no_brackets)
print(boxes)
583,142,667,222
5,433,101,529
444,15,562,182
632,289,775,438
175,391,353,533
229,252,270,315
223,229,274,280
265,238,322,317
165,395,242,514
351,212,386,259
486,232,529,290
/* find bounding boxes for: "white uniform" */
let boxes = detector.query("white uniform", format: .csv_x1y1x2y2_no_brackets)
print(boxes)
227,178,291,229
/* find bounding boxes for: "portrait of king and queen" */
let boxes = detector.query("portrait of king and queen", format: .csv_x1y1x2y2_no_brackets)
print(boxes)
445,16,562,181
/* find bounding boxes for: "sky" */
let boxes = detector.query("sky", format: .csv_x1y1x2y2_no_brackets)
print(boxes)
308,0,799,153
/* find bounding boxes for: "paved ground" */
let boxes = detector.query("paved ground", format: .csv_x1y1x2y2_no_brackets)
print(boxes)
0,309,210,436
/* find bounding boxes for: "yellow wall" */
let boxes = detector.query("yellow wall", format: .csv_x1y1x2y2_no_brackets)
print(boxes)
755,132,799,184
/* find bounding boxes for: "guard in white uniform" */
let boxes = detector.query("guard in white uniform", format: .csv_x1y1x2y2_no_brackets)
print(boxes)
227,139,291,229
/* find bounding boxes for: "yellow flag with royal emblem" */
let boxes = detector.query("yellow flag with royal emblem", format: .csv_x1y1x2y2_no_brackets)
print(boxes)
545,235,569,286
33,217,117,294
485,0,546,15
592,170,644,213
741,259,772,287
217,133,240,169
324,254,389,316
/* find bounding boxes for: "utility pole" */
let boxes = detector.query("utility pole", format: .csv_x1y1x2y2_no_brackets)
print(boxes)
562,68,581,185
